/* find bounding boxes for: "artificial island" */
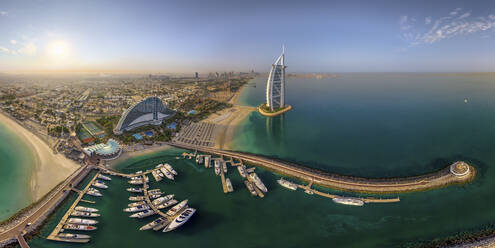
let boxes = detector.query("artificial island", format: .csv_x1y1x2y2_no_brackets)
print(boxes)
258,47,292,117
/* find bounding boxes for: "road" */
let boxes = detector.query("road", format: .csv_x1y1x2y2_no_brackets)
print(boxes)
0,165,91,245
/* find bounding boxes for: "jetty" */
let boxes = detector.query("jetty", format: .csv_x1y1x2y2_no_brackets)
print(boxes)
47,171,102,243
297,180,400,204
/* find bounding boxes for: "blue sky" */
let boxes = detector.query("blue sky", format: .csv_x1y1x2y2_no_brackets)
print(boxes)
1,0,495,73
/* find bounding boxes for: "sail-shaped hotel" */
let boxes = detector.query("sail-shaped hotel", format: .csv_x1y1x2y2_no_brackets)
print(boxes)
260,47,292,116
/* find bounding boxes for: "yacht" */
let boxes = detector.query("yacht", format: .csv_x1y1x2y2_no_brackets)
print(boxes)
128,179,144,185
97,174,111,181
332,197,365,206
124,204,150,213
164,163,178,175
75,206,98,212
63,224,97,231
214,161,221,175
127,187,143,193
57,233,91,239
129,196,145,201
159,167,174,180
86,189,102,197
70,211,100,218
244,180,257,196
277,178,298,191
92,181,108,189
152,194,174,205
165,200,188,216
237,165,248,178
140,217,170,231
225,178,233,192
128,201,147,207
163,208,196,232
151,170,162,182
67,218,98,225
222,162,227,173
156,199,178,210
130,210,156,218
248,173,267,192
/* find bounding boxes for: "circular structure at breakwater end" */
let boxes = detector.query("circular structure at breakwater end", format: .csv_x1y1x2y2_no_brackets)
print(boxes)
450,161,471,177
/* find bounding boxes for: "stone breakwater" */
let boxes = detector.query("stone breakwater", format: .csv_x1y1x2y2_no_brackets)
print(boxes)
168,142,475,194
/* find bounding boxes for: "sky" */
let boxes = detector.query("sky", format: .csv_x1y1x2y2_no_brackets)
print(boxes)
1,0,495,73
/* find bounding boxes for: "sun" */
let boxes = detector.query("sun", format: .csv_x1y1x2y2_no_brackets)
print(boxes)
47,40,70,58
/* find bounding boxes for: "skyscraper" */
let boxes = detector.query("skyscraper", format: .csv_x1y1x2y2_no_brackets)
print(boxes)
265,47,286,111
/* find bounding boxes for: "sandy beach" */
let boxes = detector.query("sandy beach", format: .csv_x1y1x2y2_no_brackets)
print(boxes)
0,112,79,201
107,143,174,168
203,105,255,150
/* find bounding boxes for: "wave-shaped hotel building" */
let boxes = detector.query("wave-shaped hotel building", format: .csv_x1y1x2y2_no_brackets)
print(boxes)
114,96,175,134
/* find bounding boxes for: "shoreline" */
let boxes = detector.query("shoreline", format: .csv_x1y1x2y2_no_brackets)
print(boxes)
106,143,174,169
203,82,256,150
0,112,79,201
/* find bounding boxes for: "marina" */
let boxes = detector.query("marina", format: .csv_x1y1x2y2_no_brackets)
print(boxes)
46,171,108,243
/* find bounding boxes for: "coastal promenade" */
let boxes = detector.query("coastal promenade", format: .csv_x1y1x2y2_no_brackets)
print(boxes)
0,165,92,247
167,142,475,193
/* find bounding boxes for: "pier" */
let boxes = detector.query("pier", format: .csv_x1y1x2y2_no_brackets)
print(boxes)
168,142,476,194
297,180,400,203
46,171,102,243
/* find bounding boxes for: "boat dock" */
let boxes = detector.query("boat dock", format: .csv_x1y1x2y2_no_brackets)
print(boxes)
220,171,229,193
46,171,102,243
297,180,400,204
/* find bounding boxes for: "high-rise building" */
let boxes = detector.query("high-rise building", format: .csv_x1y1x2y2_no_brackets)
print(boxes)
265,47,286,111
195,72,199,79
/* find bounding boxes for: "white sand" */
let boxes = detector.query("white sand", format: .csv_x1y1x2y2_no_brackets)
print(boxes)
0,112,79,201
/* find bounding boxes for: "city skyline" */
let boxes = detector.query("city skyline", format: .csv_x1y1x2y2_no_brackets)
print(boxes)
1,0,495,73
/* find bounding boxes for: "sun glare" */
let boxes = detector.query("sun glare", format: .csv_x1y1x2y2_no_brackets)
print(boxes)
47,40,70,59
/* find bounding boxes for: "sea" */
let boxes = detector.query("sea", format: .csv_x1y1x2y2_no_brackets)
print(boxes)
0,121,34,221
23,74,495,247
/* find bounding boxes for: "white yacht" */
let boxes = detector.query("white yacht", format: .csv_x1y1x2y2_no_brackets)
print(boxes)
140,217,170,231
163,208,196,232
164,163,178,175
248,173,267,192
75,206,98,212
332,197,365,206
67,218,98,225
165,200,188,216
277,178,298,191
152,194,174,205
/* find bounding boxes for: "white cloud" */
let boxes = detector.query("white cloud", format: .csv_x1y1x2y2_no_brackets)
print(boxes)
425,17,431,25
18,42,37,55
450,8,462,16
0,11,7,16
400,9,495,47
459,12,471,19
400,15,414,30
0,46,9,54
10,40,16,45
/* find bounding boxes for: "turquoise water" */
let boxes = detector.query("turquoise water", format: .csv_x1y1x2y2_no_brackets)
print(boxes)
0,121,34,221
29,74,495,247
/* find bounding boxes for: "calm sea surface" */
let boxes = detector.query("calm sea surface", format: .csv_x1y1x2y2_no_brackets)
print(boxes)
30,74,495,247
0,121,34,221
